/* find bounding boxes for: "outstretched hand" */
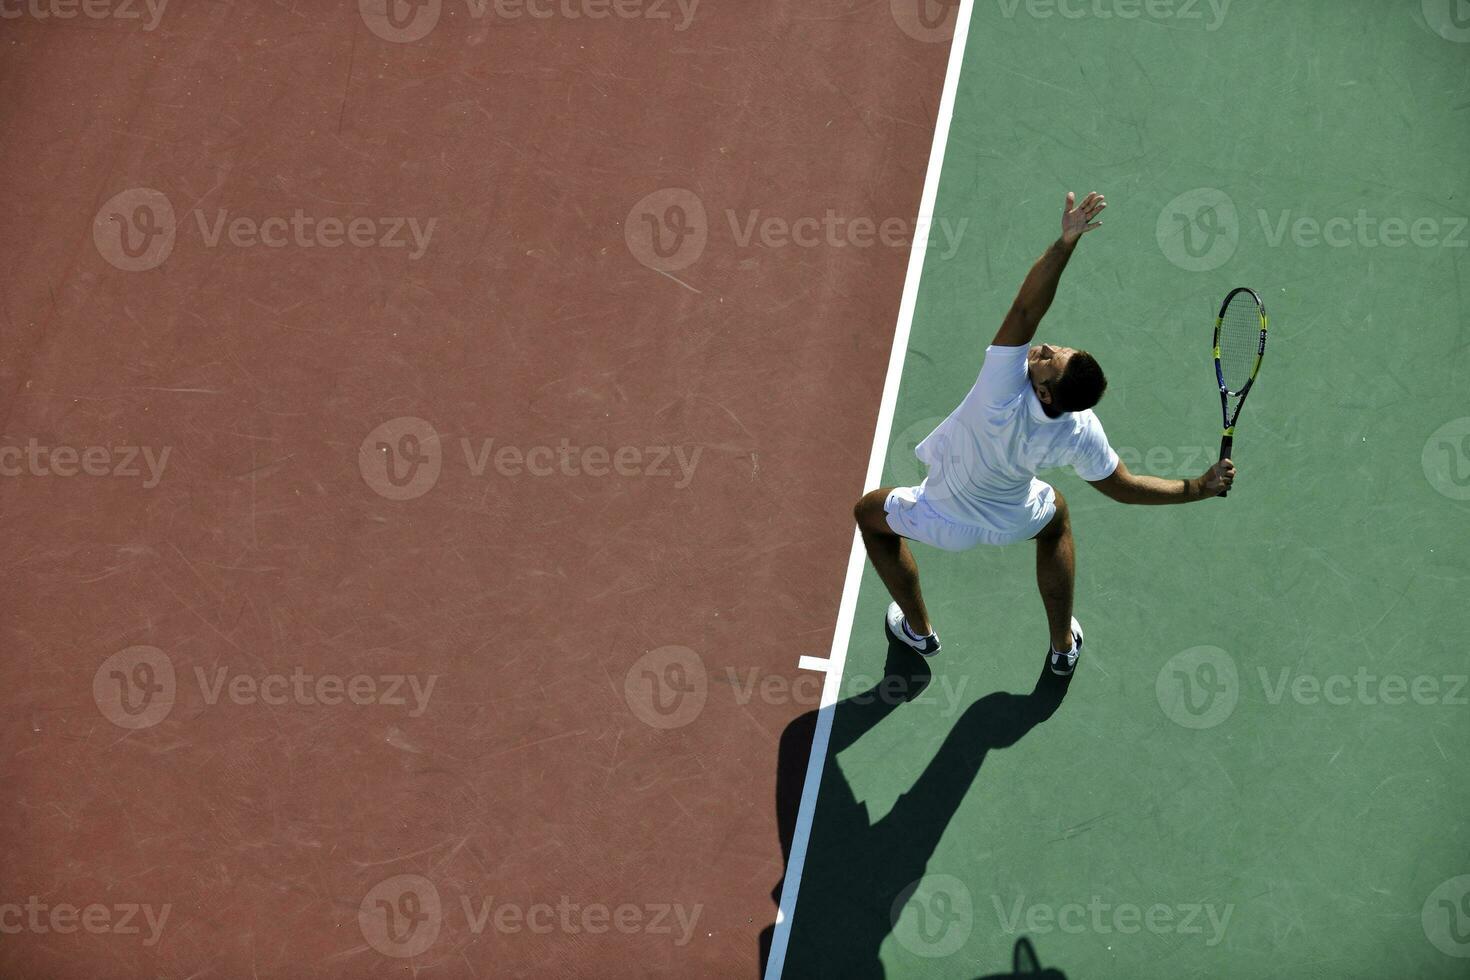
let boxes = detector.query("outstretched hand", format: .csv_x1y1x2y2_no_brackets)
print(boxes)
1061,191,1106,244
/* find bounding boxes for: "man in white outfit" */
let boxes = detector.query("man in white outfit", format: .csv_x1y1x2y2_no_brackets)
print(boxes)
853,191,1236,674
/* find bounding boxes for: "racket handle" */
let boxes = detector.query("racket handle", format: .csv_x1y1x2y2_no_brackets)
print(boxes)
1217,434,1233,498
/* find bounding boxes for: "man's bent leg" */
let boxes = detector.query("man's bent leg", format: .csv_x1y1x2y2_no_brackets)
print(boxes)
1033,490,1076,652
854,488,934,636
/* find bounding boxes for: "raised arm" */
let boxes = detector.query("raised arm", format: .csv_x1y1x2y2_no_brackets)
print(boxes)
992,191,1106,348
1088,458,1236,505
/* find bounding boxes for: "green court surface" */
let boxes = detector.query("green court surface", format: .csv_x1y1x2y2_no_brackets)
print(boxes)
784,2,1470,977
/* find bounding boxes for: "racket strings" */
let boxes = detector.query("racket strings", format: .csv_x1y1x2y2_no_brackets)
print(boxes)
1217,300,1262,393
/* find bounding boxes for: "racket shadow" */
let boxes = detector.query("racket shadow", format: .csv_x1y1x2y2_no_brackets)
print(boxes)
973,936,1071,979
759,640,1075,978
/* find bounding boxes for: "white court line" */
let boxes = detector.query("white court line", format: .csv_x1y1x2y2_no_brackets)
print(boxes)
762,6,976,977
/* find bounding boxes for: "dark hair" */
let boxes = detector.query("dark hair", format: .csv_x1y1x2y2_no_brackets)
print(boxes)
1048,350,1107,412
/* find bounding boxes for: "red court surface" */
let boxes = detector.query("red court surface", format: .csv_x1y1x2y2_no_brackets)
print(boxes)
1,1,952,976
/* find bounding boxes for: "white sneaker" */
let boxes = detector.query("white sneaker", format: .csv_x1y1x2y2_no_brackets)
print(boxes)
1047,617,1083,676
885,602,940,656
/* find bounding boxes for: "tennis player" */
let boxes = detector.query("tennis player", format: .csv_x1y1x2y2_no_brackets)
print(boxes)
853,191,1236,674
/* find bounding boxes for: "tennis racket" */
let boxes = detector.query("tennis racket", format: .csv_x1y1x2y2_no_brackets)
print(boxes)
1212,287,1268,498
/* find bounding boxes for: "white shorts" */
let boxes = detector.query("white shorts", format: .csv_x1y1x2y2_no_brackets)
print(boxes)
884,480,1057,551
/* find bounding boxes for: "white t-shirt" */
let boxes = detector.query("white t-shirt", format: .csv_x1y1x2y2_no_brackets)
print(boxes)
914,344,1119,530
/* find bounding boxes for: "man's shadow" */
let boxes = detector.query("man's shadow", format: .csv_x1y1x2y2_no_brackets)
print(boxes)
759,640,1074,978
